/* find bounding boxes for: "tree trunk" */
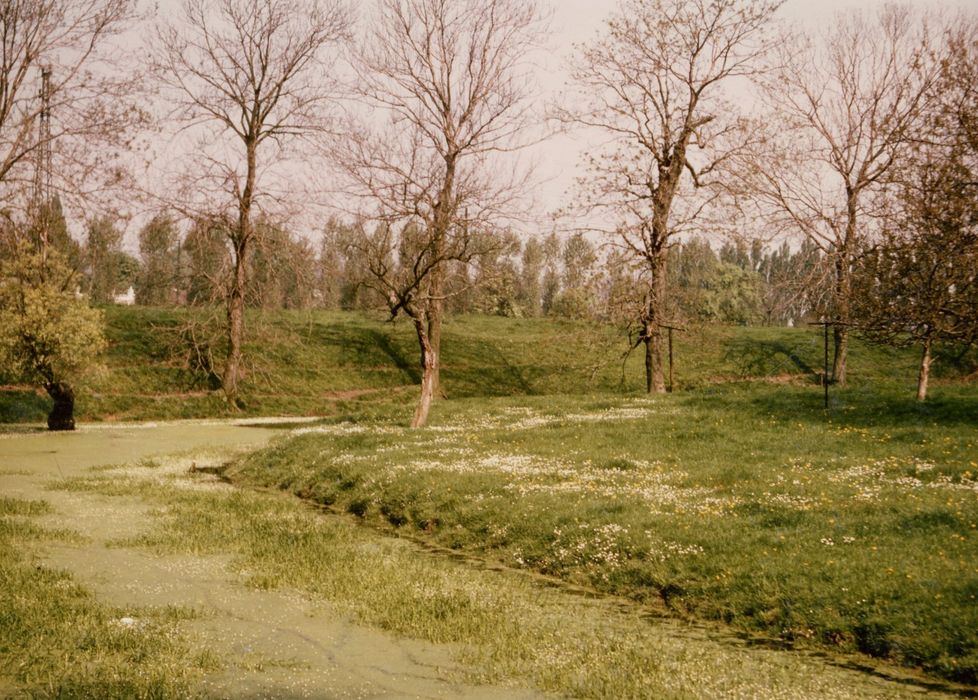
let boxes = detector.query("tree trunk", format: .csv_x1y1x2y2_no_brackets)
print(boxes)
644,252,668,394
45,381,75,431
831,252,851,386
428,265,445,399
643,323,666,393
223,136,257,407
916,335,932,402
644,332,654,393
832,322,849,387
411,317,436,428
223,242,247,407
833,199,858,387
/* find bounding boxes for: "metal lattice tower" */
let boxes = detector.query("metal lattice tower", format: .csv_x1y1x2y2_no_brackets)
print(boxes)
30,66,53,241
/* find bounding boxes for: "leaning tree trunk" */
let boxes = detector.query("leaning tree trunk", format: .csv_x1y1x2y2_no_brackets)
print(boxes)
411,317,437,428
916,335,933,402
45,381,75,431
644,253,668,394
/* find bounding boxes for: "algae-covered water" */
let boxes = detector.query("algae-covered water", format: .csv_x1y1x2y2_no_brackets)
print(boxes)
0,420,541,699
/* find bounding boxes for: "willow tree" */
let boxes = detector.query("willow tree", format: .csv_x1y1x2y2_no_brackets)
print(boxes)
0,243,106,430
153,0,351,405
564,0,781,393
335,0,545,427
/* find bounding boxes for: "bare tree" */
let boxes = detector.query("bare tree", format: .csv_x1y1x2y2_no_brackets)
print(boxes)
153,0,351,406
742,7,938,386
334,0,546,427
852,20,978,401
564,0,781,394
853,147,978,401
0,0,140,232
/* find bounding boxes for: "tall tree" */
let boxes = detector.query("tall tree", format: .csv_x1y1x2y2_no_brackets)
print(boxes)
540,231,561,316
565,0,781,393
182,217,231,306
248,219,317,310
316,219,348,310
517,235,545,316
335,0,546,427
551,232,599,318
852,22,978,401
84,215,126,303
153,0,351,406
136,212,181,306
743,7,938,385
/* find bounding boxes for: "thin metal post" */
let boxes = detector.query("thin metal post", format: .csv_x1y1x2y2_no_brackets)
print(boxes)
823,321,829,409
668,327,674,393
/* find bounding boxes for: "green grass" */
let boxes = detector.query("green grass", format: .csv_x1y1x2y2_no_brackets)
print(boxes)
4,307,977,690
52,454,958,699
4,306,971,423
0,496,216,697
228,382,978,686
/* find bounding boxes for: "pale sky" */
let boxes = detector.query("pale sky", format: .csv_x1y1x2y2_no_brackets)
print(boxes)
529,0,977,229
133,0,976,246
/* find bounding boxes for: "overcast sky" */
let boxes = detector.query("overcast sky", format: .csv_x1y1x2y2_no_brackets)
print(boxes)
137,0,975,243
527,0,976,226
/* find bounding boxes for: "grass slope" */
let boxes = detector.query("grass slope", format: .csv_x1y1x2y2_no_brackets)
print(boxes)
2,305,973,423
55,451,963,699
230,383,978,686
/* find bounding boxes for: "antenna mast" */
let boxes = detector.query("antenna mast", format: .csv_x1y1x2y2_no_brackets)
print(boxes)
30,66,53,251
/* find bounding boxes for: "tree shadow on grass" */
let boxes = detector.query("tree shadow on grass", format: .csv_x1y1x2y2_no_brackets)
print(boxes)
720,337,819,378
442,337,541,398
693,381,978,430
366,329,421,384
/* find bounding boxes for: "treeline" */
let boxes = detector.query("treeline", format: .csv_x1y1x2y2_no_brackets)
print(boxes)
60,205,828,329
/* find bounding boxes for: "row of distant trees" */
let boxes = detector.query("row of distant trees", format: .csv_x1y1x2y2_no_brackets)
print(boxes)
45,199,826,328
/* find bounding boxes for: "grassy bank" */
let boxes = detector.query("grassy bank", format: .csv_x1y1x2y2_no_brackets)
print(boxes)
229,383,978,685
0,496,214,697
3,306,972,423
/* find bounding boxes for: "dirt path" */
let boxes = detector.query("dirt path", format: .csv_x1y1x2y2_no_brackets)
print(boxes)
0,422,542,699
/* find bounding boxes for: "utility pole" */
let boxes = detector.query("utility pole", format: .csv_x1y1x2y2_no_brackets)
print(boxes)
30,66,53,256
